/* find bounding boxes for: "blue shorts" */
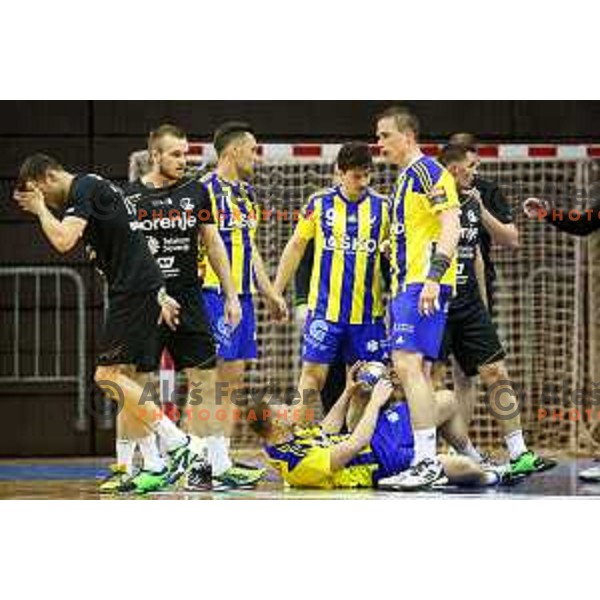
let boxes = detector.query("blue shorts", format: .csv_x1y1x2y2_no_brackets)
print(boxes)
371,402,415,483
202,290,258,361
302,312,387,365
389,283,452,360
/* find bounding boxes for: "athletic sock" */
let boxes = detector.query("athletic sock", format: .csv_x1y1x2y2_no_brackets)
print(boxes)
505,430,527,461
116,439,136,475
138,434,167,473
206,435,233,477
151,416,188,452
412,428,437,464
457,440,483,463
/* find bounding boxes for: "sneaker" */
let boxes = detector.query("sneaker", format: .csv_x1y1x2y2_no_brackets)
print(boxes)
379,458,446,491
578,465,600,482
166,436,203,485
183,458,213,491
510,451,557,476
132,468,169,495
214,465,266,489
99,464,130,494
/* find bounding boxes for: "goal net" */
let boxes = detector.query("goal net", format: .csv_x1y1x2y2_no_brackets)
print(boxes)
168,144,600,455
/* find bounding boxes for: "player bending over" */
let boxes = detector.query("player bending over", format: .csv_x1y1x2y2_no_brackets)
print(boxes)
250,363,507,491
14,155,207,493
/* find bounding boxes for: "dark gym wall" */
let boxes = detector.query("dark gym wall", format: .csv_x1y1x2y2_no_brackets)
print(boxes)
1,101,600,180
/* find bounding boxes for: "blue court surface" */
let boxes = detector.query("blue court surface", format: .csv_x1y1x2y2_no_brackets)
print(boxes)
0,456,598,499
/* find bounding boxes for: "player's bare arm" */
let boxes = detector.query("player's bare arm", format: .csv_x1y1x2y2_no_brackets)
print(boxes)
419,206,460,316
14,184,87,254
200,223,242,328
273,228,310,295
330,378,393,472
320,361,364,434
251,238,288,321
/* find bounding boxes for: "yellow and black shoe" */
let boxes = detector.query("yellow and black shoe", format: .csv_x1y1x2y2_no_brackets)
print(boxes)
99,464,130,494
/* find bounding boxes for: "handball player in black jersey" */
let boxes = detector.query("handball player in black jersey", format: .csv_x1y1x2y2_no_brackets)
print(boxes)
123,124,263,489
435,144,555,477
14,154,208,493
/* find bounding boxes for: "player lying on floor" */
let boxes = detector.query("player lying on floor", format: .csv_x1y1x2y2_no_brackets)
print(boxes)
250,362,509,490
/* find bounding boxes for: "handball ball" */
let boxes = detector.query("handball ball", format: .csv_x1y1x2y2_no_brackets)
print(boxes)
356,361,388,389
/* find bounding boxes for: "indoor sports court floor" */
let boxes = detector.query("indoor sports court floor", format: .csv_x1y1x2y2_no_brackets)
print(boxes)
0,454,599,499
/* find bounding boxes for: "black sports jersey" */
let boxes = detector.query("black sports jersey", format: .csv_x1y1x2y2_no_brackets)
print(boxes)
475,176,512,288
123,177,214,292
544,197,600,236
64,174,164,295
452,192,483,308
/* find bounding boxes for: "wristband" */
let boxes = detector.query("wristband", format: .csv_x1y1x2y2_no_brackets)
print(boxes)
426,252,451,283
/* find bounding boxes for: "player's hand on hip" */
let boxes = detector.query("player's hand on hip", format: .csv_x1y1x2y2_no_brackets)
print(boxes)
419,280,440,317
370,378,394,408
523,197,549,220
13,183,45,216
224,294,242,330
157,289,180,330
294,303,309,327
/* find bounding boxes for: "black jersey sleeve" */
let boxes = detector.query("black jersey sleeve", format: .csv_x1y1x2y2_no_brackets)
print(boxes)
195,181,215,225
64,175,101,221
545,198,600,236
477,177,513,224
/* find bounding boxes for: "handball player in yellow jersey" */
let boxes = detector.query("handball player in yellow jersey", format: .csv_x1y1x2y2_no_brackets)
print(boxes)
250,362,506,490
376,106,461,490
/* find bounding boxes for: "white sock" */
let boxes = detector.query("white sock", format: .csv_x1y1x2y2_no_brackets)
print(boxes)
505,430,527,460
412,428,437,464
138,434,167,473
457,440,483,463
152,416,187,452
116,439,136,475
206,435,233,477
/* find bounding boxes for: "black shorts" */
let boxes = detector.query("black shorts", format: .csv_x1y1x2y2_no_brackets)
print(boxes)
158,285,216,371
440,297,505,377
97,288,162,369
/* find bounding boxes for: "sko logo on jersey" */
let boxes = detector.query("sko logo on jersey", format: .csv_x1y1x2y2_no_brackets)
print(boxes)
323,234,379,253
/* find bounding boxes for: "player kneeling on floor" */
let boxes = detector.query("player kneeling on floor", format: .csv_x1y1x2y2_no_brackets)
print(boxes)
250,362,509,490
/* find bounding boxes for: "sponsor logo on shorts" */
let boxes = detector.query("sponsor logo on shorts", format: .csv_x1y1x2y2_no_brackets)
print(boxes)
308,319,328,343
366,339,380,353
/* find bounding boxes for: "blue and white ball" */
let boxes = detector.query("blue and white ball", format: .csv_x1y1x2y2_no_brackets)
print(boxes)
356,361,388,389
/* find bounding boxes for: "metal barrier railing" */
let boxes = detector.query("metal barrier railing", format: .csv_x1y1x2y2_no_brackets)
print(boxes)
0,266,87,430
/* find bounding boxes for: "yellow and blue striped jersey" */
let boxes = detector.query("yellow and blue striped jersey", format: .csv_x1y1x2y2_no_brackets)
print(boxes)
295,185,389,324
199,171,259,295
390,155,460,295
264,425,378,489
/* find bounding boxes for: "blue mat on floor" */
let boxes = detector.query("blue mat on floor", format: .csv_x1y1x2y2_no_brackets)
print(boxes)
0,465,106,481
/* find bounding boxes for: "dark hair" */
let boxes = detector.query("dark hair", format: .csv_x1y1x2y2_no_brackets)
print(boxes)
148,124,186,152
247,401,273,439
377,105,420,138
449,132,477,146
336,142,373,172
18,153,63,188
213,121,254,156
438,143,477,167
